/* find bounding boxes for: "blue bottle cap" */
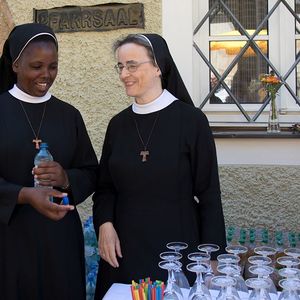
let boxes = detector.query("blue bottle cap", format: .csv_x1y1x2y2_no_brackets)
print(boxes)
62,196,69,205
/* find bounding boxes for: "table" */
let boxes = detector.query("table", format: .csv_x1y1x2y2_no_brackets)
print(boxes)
102,283,280,300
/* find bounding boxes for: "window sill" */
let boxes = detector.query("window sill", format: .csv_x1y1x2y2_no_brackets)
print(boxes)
212,126,300,138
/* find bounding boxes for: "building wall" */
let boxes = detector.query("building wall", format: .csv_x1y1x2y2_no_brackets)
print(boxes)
1,0,300,235
219,165,300,233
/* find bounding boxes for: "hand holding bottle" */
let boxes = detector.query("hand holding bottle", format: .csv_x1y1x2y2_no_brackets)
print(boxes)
33,142,69,190
33,160,69,189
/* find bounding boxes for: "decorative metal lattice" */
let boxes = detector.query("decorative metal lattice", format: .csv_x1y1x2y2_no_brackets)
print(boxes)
193,0,300,122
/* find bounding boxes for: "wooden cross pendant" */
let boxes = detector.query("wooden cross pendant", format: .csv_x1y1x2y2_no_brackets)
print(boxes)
33,138,42,149
140,150,149,162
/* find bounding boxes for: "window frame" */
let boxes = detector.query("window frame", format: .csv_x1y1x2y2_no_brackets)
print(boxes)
163,0,300,127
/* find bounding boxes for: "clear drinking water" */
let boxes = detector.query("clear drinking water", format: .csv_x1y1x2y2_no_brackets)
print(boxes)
34,142,53,201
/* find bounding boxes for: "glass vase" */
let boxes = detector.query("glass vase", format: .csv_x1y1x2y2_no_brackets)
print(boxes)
267,94,280,133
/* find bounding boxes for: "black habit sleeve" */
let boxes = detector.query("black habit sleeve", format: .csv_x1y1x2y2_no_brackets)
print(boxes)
64,109,98,206
0,180,21,225
190,110,226,258
92,120,117,236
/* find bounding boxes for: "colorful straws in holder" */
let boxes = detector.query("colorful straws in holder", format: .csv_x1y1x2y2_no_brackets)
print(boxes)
131,278,165,300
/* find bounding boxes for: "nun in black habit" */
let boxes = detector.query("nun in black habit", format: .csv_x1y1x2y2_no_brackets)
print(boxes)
0,23,98,300
92,33,226,298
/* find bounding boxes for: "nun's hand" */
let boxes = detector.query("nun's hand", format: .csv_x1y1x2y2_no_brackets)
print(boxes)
98,222,122,268
18,187,74,221
32,161,69,189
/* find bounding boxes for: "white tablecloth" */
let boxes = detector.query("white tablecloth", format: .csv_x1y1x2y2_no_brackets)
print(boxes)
102,283,274,300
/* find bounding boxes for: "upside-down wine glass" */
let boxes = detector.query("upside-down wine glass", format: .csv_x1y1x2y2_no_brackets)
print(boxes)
211,276,240,300
245,277,271,300
248,256,273,267
186,262,212,300
278,278,300,300
160,251,184,299
277,256,300,293
225,245,248,274
167,242,190,289
188,252,211,297
277,256,300,269
248,265,277,296
198,243,220,288
217,254,248,294
158,260,184,300
283,248,300,260
254,246,277,292
247,255,273,280
278,267,300,281
254,246,277,261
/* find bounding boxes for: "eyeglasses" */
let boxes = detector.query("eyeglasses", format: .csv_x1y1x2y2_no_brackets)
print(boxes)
114,61,153,74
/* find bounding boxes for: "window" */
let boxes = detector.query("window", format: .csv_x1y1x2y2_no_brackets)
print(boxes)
193,0,300,127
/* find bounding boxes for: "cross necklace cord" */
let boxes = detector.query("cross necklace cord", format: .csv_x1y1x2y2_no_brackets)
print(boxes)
133,112,160,162
18,100,47,149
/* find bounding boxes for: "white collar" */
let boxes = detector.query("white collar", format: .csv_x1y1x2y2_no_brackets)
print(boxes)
9,84,51,103
132,89,177,114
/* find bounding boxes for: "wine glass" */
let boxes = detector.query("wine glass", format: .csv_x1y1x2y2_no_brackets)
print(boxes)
167,242,190,290
247,255,273,280
188,252,211,265
160,251,184,298
211,276,240,300
277,256,300,269
217,262,248,294
278,267,300,280
188,252,211,297
198,243,220,288
218,254,240,266
186,262,211,300
284,248,300,259
278,278,300,300
248,255,272,267
254,246,277,259
248,265,277,295
245,277,271,300
225,245,248,274
158,260,184,300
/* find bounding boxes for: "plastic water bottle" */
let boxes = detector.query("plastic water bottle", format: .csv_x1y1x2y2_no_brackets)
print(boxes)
34,142,53,201
86,272,96,300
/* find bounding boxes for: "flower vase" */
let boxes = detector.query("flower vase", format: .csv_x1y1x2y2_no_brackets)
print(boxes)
267,94,280,133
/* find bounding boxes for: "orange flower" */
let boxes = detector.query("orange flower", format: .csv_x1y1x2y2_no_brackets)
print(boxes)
260,71,282,96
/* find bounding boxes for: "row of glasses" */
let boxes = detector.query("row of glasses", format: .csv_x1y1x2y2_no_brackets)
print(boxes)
196,244,243,300
277,251,300,300
159,242,300,300
159,242,221,300
276,255,300,297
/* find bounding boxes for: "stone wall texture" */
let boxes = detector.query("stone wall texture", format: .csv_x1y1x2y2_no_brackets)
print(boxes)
1,0,299,235
219,165,300,233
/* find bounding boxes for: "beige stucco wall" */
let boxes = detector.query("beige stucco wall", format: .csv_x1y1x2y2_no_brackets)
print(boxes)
1,1,300,236
219,165,300,234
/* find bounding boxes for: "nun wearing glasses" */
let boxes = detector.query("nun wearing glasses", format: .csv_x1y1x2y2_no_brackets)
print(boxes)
93,33,226,298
